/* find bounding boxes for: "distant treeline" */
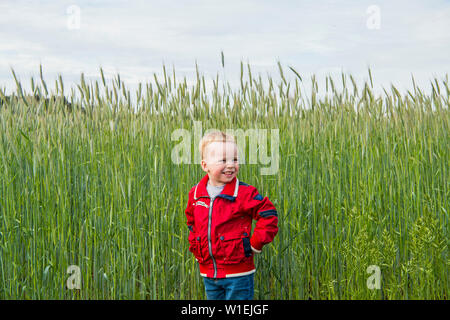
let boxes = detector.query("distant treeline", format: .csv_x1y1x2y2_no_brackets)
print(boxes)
0,94,86,114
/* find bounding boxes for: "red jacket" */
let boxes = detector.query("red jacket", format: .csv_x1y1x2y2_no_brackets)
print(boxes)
185,174,278,278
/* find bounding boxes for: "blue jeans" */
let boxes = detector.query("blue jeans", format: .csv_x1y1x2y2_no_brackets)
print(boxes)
203,273,254,300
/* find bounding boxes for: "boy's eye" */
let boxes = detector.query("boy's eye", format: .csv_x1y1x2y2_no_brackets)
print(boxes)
217,158,238,163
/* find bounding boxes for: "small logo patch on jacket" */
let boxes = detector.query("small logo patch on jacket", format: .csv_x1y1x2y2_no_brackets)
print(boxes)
194,201,209,208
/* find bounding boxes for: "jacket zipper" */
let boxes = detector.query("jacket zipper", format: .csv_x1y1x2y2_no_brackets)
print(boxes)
208,197,218,278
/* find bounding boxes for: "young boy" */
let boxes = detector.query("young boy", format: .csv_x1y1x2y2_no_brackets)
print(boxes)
185,131,278,300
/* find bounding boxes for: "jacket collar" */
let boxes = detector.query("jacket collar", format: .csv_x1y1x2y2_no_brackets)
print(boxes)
194,174,239,201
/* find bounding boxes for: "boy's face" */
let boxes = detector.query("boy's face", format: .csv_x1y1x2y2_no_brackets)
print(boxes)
201,141,239,187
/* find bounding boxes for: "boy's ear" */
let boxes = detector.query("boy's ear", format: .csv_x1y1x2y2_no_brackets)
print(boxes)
200,159,209,173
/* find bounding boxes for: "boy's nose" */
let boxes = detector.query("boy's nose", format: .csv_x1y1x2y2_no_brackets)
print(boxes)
225,159,236,166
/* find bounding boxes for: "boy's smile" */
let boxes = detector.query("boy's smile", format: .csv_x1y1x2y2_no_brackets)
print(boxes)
201,141,239,187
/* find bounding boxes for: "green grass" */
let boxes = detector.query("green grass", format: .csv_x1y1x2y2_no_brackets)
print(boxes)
0,64,448,299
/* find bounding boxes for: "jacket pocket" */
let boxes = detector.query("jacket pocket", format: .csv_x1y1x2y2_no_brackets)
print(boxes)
188,232,203,263
242,237,252,257
218,231,250,264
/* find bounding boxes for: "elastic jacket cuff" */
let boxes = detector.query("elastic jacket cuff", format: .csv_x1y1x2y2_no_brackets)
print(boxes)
250,234,263,251
251,246,261,254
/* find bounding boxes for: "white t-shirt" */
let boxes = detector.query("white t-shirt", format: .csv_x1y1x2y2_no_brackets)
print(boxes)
206,181,225,199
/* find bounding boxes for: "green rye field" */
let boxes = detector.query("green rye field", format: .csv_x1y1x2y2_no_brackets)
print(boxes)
0,64,448,299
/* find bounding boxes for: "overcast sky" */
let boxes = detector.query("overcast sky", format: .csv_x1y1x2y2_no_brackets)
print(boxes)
1,0,449,97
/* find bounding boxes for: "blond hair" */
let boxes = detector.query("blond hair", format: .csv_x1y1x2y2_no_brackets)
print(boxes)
199,131,236,160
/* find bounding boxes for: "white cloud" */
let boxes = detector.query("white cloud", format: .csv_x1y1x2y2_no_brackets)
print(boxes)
0,0,449,97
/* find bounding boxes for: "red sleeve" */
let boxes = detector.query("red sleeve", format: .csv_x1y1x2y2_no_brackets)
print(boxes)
246,187,278,251
185,187,195,232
